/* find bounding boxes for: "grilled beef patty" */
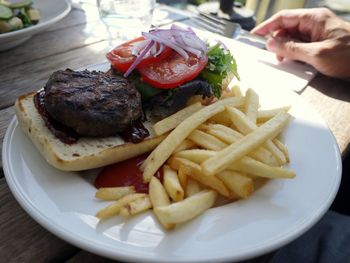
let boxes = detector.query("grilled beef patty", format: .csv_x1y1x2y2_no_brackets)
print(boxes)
44,69,143,137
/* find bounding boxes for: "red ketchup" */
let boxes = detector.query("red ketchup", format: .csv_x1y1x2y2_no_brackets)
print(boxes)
94,153,162,193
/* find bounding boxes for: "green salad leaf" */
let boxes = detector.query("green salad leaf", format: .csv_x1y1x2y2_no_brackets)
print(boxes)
127,71,163,101
200,43,240,98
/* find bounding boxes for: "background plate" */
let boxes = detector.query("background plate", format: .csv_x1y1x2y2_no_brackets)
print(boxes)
0,0,71,51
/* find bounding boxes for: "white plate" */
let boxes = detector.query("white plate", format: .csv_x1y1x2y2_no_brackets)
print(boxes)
0,0,71,51
3,60,342,262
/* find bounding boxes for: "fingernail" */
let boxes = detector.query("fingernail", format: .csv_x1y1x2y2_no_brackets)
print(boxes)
276,55,284,62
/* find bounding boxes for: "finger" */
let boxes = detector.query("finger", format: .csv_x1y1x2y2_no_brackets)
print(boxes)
251,7,328,37
251,10,302,36
266,37,317,64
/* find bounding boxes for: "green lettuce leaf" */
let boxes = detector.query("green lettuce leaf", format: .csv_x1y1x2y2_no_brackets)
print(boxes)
200,43,240,98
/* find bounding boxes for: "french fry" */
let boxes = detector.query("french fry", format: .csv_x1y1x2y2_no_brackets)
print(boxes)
149,176,175,230
217,171,254,198
247,147,279,166
209,111,232,126
244,88,259,123
185,178,202,197
230,84,243,97
163,165,184,202
153,190,217,225
226,106,286,165
201,111,291,176
168,157,231,198
96,193,147,219
273,138,290,163
200,123,242,143
188,129,227,151
141,96,244,182
119,196,152,217
264,140,287,165
227,106,258,134
175,149,295,179
95,186,135,201
231,156,295,179
200,123,279,166
257,106,291,123
174,149,215,164
92,86,296,231
153,102,203,136
221,87,237,98
174,139,196,153
177,167,188,189
149,176,171,207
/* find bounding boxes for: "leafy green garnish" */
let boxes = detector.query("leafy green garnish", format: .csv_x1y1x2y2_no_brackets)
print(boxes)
200,43,240,98
18,7,31,27
134,78,162,100
127,71,162,101
163,88,178,102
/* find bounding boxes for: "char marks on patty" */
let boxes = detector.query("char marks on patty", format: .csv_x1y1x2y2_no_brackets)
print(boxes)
44,69,143,137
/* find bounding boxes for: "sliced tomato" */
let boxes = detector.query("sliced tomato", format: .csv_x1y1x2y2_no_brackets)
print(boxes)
106,37,172,73
138,52,208,89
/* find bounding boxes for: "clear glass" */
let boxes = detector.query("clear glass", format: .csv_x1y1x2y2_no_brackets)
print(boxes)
96,0,156,41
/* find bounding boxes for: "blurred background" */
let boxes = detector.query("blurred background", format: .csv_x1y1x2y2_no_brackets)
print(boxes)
158,0,350,30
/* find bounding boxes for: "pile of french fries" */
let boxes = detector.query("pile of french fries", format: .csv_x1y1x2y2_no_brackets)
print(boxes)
95,86,295,230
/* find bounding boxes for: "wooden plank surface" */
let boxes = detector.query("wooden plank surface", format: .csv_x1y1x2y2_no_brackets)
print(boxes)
301,74,350,155
0,107,14,172
0,40,110,109
0,21,107,72
66,252,117,263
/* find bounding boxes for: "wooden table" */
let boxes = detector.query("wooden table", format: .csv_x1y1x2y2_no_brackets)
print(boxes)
0,3,349,262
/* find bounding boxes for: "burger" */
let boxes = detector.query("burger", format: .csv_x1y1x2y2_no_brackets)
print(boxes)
15,24,239,171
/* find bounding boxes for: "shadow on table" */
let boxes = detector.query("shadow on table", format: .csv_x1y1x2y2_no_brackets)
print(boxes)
308,74,350,103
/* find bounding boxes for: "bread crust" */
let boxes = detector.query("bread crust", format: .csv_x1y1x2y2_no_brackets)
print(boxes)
15,92,166,171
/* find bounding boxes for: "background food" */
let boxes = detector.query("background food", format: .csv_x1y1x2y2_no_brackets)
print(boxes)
0,0,40,34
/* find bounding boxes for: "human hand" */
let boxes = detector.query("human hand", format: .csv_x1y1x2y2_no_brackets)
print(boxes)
251,8,350,81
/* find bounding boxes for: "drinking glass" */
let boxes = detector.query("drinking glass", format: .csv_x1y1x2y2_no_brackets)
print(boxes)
96,0,156,41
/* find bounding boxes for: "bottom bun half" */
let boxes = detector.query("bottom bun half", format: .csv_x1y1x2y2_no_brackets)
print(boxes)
15,92,166,171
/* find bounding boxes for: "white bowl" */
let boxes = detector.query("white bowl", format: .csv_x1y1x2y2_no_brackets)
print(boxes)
0,0,71,51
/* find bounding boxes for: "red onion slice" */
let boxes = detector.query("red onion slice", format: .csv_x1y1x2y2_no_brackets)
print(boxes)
143,32,189,60
154,43,165,57
149,42,158,56
180,32,207,52
169,24,206,50
146,26,207,58
121,25,208,76
131,39,152,56
170,24,195,35
124,40,155,78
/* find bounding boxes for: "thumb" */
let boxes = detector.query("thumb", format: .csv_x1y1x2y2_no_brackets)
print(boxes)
267,37,316,63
